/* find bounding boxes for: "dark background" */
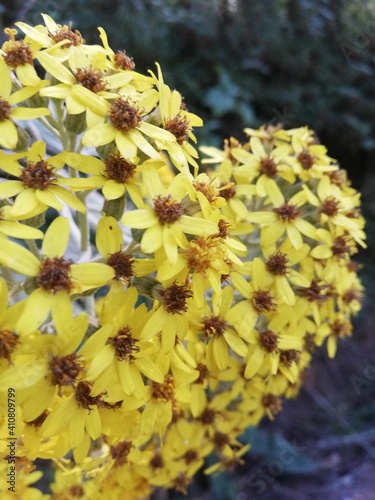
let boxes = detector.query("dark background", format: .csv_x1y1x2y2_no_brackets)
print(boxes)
1,1,375,498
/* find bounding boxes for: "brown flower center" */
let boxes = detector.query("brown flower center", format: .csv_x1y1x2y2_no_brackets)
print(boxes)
266,251,289,275
37,257,73,294
321,197,340,217
110,440,133,466
260,156,278,177
194,363,209,384
252,290,276,313
186,237,221,274
104,153,137,183
20,160,56,190
274,202,299,221
199,408,217,425
107,327,139,361
50,25,84,46
303,279,329,304
113,51,135,71
216,219,231,238
152,375,175,402
213,431,230,450
194,181,219,204
107,252,134,280
75,67,106,93
4,40,33,68
262,394,282,417
0,330,18,363
259,329,279,352
219,182,236,200
280,349,300,367
153,195,185,225
74,381,103,410
0,99,12,121
49,353,84,386
109,99,141,132
164,115,190,144
297,150,314,170
159,282,192,314
331,319,352,338
332,235,353,258
184,449,199,464
202,315,227,337
150,452,164,470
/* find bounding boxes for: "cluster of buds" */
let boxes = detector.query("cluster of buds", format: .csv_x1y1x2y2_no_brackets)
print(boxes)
0,15,365,499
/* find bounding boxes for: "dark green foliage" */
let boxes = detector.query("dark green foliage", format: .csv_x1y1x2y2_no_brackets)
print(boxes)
1,0,375,181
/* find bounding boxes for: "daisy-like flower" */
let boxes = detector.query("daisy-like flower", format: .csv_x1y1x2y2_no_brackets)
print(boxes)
62,151,145,207
300,175,366,246
326,313,353,359
0,312,88,422
81,285,164,397
15,14,94,65
230,135,296,206
0,216,115,335
149,63,203,174
122,188,218,265
96,216,156,281
40,380,107,463
0,57,50,149
1,27,41,86
81,93,177,161
139,281,194,351
36,50,111,120
247,191,318,249
289,126,338,180
0,141,85,219
190,286,249,371
262,240,311,306
243,320,303,380
226,257,277,337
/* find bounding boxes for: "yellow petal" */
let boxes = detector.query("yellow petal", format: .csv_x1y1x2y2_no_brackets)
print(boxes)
37,52,75,84
0,239,40,276
96,216,123,258
42,216,70,257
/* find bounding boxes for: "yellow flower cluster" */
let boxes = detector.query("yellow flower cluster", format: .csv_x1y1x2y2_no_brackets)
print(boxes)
0,15,365,499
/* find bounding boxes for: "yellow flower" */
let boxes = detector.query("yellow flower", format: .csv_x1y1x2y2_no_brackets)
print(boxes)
0,141,85,218
190,286,249,371
96,216,156,281
0,57,50,149
1,27,42,85
262,241,311,306
82,95,177,160
62,151,145,207
247,192,318,249
140,281,194,350
0,312,88,422
81,285,164,397
122,190,218,265
289,126,338,180
149,63,203,174
230,135,296,206
0,216,114,334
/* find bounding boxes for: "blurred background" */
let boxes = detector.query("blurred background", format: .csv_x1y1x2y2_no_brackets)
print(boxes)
1,1,375,498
